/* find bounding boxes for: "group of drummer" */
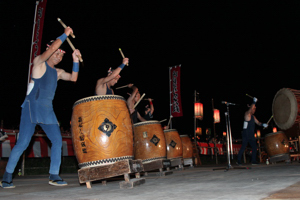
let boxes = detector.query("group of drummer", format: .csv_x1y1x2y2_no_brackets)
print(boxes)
94,57,154,124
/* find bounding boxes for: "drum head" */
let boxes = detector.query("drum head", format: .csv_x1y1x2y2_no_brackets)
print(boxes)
272,88,298,130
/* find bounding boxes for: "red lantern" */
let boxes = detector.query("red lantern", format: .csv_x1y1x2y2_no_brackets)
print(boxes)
194,102,203,120
273,127,277,133
196,127,202,135
213,109,220,123
257,130,261,138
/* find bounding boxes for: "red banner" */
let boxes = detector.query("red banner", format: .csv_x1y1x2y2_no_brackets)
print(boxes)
28,0,47,82
170,65,183,117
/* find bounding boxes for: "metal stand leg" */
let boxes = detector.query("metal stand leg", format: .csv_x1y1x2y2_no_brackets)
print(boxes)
213,104,250,171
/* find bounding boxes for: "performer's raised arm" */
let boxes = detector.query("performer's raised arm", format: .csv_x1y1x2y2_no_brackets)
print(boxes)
95,58,129,95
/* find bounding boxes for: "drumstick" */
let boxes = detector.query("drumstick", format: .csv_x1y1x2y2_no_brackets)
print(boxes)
160,119,167,123
119,48,129,66
57,18,75,38
267,115,273,124
143,98,154,101
134,93,145,109
263,115,273,129
115,84,130,90
167,116,173,127
246,94,254,99
66,38,83,62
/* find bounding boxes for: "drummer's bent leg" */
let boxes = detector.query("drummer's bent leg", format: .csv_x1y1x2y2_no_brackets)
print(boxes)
5,107,36,174
41,124,62,175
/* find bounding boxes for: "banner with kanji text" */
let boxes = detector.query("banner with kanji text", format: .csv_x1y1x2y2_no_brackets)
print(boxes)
169,65,183,117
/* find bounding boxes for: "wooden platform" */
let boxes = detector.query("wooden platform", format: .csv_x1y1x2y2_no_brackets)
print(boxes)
183,158,194,168
78,159,145,189
143,159,173,176
169,157,184,170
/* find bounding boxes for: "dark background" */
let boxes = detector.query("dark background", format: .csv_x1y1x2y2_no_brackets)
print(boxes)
1,0,300,141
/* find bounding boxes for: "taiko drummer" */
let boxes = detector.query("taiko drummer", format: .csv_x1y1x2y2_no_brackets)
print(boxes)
236,97,268,166
95,58,129,95
127,85,146,123
1,27,82,188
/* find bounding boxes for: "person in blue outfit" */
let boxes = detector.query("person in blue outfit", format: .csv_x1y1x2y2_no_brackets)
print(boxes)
237,97,268,165
94,58,129,95
1,26,82,188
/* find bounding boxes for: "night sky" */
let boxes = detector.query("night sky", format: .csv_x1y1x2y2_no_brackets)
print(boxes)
1,0,300,141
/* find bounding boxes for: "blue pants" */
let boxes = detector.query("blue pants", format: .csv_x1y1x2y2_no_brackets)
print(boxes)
237,134,257,163
5,105,62,175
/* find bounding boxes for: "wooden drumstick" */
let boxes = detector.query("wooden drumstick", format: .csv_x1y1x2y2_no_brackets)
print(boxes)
167,116,173,127
263,115,273,129
267,115,273,124
115,84,132,90
57,18,75,38
246,94,254,99
134,93,145,109
66,38,83,62
119,48,129,66
160,119,167,123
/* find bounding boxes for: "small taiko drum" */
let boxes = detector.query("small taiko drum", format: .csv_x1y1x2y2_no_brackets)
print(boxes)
272,88,300,130
133,120,167,163
164,129,183,159
264,131,290,162
71,95,134,168
180,135,193,159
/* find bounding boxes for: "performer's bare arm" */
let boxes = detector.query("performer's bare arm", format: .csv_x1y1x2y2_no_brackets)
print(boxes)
57,49,81,82
127,85,139,114
148,99,154,114
31,27,73,80
137,112,146,122
95,58,129,95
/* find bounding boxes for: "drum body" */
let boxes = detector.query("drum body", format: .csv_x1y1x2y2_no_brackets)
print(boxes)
71,95,134,168
133,121,167,163
264,131,290,162
272,88,300,130
164,129,183,159
180,135,193,159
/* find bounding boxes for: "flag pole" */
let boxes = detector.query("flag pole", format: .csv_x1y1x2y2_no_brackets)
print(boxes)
27,1,39,87
169,67,173,129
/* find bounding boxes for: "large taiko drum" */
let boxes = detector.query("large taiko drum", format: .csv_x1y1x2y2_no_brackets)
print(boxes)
264,131,290,162
163,129,183,159
133,120,167,163
272,88,300,130
71,95,134,168
180,135,193,159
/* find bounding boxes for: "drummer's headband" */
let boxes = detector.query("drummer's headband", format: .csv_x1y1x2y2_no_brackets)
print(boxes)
108,67,112,74
47,40,66,54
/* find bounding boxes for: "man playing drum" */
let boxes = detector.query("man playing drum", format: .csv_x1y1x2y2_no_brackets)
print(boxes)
127,85,146,123
237,97,268,165
1,27,82,188
94,58,129,95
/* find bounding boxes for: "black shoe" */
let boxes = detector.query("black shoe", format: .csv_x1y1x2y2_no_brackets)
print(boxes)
252,161,260,165
236,161,242,166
